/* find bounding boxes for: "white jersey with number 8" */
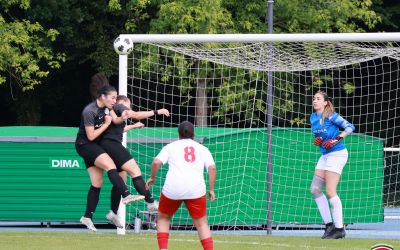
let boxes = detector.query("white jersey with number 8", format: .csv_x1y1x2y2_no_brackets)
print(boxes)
155,138,215,200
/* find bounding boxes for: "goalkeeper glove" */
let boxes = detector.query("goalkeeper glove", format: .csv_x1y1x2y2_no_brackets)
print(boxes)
314,137,323,146
322,136,343,150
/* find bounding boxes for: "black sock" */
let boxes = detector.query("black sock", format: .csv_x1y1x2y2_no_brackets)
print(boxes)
110,186,121,214
84,185,101,218
107,169,130,198
132,176,154,203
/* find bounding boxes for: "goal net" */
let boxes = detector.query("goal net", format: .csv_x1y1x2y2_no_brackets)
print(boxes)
117,34,400,233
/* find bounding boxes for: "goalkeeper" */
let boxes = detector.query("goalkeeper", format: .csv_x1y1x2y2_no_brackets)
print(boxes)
310,90,355,239
99,95,170,228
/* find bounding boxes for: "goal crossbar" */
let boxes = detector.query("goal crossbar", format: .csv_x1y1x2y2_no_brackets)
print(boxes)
120,32,400,43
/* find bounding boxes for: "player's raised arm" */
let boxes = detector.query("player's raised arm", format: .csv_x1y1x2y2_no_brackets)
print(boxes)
128,108,170,120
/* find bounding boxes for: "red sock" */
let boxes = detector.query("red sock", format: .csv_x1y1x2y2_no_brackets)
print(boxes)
157,232,169,250
201,237,213,250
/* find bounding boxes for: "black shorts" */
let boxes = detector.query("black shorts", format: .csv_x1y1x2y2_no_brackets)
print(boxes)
75,142,106,168
100,139,132,171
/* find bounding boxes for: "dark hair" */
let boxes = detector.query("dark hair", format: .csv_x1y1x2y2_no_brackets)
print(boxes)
315,90,335,124
90,73,109,100
178,121,195,139
97,85,116,98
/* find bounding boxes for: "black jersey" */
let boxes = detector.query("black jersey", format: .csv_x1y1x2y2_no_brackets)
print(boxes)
76,101,109,144
101,103,129,142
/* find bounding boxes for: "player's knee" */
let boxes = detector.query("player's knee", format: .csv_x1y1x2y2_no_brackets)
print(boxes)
310,185,322,198
310,176,325,198
91,179,103,187
325,188,337,198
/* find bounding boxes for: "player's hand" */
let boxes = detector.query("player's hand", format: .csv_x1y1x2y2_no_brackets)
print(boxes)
157,108,170,117
322,136,343,150
208,190,215,202
145,178,155,190
314,137,323,146
133,122,145,129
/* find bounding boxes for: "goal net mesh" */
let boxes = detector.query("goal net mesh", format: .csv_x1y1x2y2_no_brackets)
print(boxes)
123,39,400,231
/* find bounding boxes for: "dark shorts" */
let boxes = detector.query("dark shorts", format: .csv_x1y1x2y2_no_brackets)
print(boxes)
75,142,106,168
100,139,132,172
159,193,207,219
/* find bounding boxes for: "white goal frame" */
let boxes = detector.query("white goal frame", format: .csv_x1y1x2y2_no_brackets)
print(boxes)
116,32,400,234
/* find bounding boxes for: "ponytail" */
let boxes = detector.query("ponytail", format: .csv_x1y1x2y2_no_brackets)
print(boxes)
316,90,335,124
321,100,335,124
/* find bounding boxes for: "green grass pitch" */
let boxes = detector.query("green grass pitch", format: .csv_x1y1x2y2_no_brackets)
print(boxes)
0,231,398,250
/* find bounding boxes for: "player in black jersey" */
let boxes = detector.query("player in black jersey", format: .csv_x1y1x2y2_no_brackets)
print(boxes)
75,86,144,231
100,95,170,227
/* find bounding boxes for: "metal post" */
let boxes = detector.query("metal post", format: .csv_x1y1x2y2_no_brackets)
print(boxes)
117,54,128,235
266,0,274,236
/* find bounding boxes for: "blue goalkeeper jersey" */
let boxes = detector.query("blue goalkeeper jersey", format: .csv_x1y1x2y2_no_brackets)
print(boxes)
310,112,355,155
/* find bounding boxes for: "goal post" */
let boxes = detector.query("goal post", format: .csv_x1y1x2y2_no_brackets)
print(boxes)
116,33,400,234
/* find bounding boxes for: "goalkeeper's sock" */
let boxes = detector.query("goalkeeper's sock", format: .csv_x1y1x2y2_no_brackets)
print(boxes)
314,194,332,224
329,195,343,228
110,186,121,214
201,237,213,250
84,185,101,218
157,232,169,250
132,176,154,203
107,169,130,198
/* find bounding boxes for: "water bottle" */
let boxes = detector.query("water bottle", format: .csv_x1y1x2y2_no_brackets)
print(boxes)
134,215,141,233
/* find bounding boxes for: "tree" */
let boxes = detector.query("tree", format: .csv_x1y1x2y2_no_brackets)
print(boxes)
221,0,382,126
148,0,233,127
224,0,381,33
0,0,65,124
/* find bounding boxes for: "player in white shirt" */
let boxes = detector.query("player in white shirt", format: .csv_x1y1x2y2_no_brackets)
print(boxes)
146,121,216,250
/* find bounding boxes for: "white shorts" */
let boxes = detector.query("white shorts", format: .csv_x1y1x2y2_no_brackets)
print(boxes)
315,149,348,175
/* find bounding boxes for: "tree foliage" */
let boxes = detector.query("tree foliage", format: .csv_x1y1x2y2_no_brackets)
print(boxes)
1,0,395,126
0,0,65,91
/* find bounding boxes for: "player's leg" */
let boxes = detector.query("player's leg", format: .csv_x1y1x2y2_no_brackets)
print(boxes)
97,140,144,204
157,193,182,250
110,171,127,214
106,171,127,228
80,166,103,231
192,216,213,250
102,139,156,210
185,195,213,250
75,142,105,231
157,212,171,250
311,155,334,238
94,153,131,200
324,171,345,239
121,158,158,211
324,149,348,239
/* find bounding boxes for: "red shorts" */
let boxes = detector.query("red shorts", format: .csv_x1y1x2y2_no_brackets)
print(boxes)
159,193,207,219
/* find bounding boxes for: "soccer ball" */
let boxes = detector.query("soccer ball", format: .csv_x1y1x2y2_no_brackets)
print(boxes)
113,36,133,55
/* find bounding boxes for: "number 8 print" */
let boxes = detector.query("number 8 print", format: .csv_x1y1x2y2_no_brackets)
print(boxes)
184,146,196,163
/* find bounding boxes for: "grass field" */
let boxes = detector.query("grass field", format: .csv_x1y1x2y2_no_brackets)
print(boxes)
0,231,398,250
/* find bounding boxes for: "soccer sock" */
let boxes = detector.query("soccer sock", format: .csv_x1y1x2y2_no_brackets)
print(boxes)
132,176,154,203
84,185,101,218
110,186,121,214
201,237,214,250
157,232,169,250
314,194,332,224
107,169,130,198
329,195,343,228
